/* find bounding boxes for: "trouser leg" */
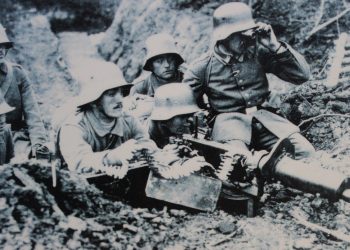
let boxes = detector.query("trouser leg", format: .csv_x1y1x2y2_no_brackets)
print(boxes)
251,119,315,160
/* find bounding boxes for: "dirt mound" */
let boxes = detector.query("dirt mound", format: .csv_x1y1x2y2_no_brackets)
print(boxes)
0,161,191,249
281,81,350,152
2,160,349,249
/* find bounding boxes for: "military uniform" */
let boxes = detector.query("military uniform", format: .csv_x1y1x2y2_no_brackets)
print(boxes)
58,110,151,174
0,61,48,155
130,71,183,97
184,43,315,159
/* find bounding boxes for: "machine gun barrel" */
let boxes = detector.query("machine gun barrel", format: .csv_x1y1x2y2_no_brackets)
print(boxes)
183,135,350,203
274,156,350,202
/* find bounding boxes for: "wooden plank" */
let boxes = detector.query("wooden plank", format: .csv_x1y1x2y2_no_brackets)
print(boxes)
327,33,348,87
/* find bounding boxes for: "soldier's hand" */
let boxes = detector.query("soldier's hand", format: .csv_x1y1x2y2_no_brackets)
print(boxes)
32,143,50,160
255,22,281,53
105,139,141,166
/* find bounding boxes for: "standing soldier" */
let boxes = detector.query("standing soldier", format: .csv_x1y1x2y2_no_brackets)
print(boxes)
183,2,315,168
130,33,185,97
0,23,48,158
0,90,15,164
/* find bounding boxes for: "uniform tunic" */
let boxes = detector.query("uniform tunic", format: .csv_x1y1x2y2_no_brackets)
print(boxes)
130,71,183,97
0,61,48,153
183,43,310,143
58,110,151,174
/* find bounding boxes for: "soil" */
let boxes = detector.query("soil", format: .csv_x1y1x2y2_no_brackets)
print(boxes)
1,1,350,249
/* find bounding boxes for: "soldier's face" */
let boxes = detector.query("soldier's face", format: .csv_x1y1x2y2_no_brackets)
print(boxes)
222,33,245,54
151,55,177,80
97,87,124,119
166,113,193,135
0,45,8,63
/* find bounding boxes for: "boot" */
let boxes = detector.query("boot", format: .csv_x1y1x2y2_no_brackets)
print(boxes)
257,138,295,177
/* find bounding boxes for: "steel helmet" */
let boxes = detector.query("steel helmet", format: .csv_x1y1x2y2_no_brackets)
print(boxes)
76,60,132,108
150,83,200,121
212,2,257,44
143,33,184,71
0,24,13,49
0,91,14,115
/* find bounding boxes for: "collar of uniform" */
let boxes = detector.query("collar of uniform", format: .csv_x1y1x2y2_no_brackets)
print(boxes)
151,70,181,83
85,110,124,137
0,62,8,75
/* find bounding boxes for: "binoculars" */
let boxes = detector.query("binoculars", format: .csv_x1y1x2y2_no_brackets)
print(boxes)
241,28,270,46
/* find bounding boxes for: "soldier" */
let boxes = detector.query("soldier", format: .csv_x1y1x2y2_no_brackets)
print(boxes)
0,23,48,158
148,83,200,149
0,90,15,164
57,61,157,175
130,33,185,97
126,34,185,125
183,2,315,168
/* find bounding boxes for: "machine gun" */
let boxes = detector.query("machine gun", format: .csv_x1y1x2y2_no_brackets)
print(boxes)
146,134,350,216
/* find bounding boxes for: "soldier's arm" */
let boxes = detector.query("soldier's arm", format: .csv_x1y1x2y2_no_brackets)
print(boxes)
129,115,158,152
259,42,311,85
59,124,111,173
183,57,208,107
17,67,48,145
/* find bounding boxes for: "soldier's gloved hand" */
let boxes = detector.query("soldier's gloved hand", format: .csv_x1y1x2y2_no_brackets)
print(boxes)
32,143,50,160
104,139,141,166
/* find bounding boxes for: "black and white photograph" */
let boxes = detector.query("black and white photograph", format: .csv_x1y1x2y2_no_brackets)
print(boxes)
1,0,350,249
